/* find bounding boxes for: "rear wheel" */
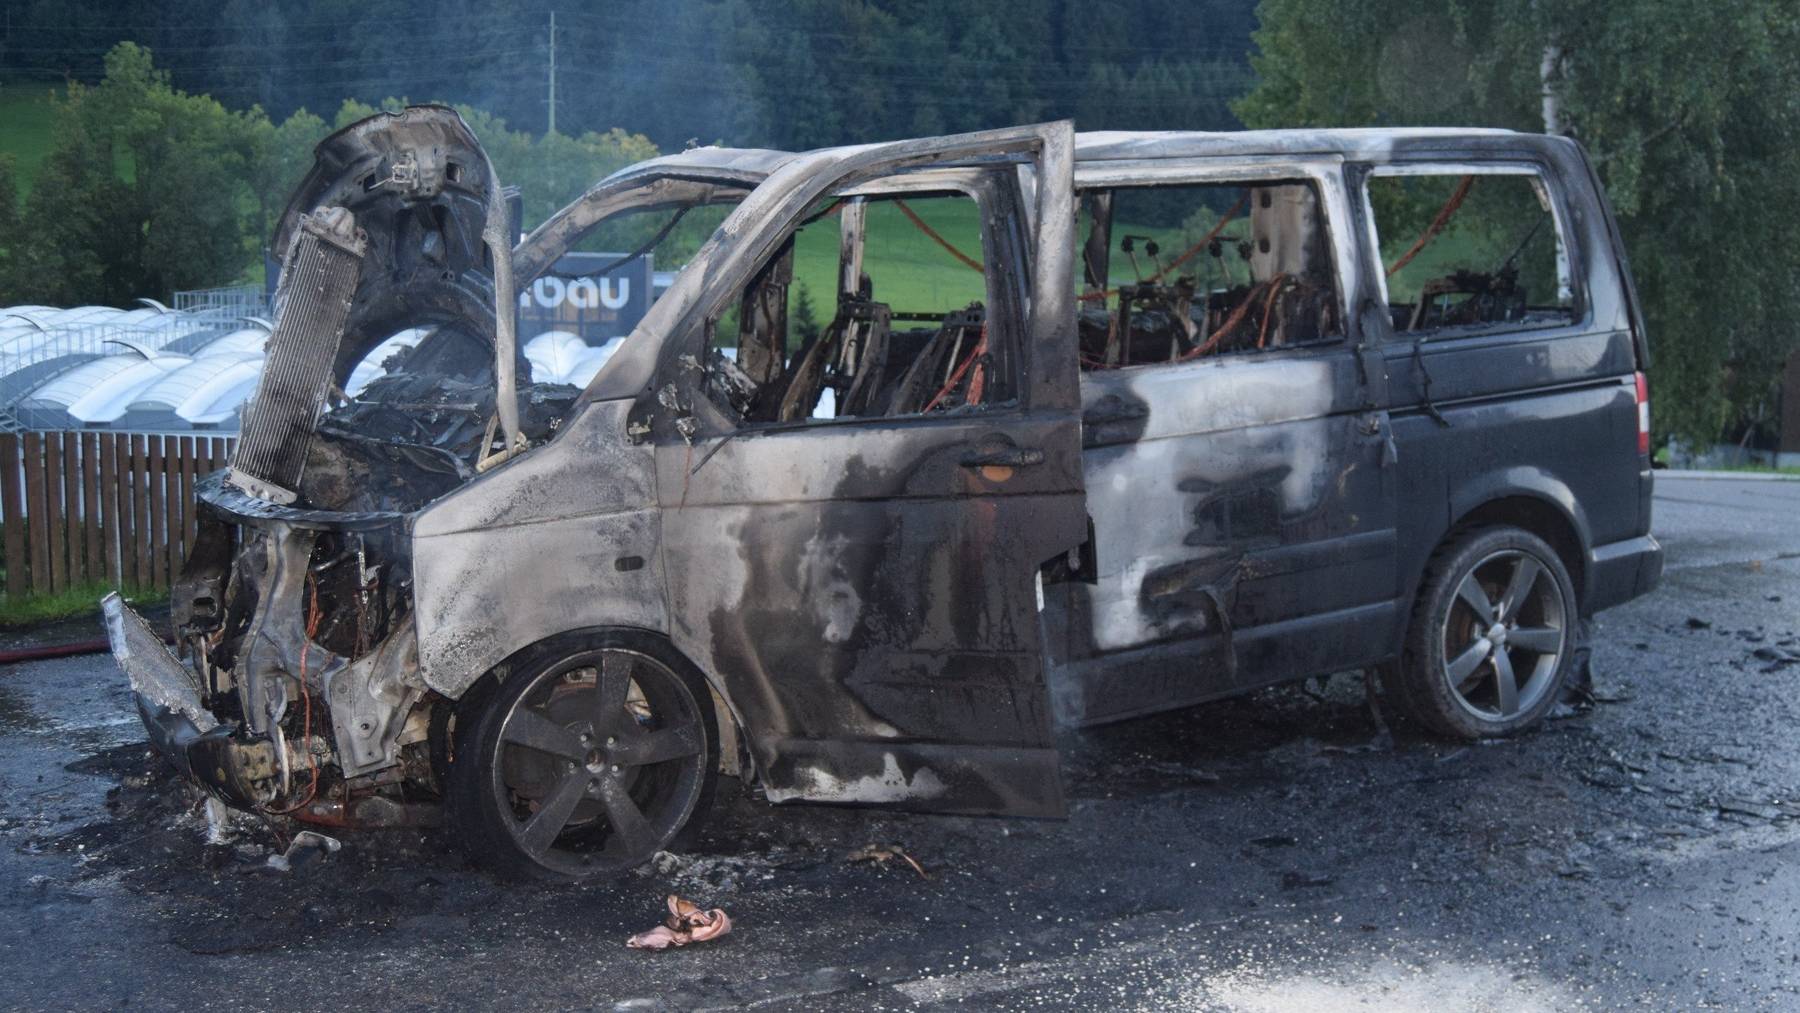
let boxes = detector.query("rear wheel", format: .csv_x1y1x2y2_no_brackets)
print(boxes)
1393,526,1576,740
446,632,717,880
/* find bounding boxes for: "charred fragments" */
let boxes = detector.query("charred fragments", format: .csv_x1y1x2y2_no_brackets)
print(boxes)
106,108,1661,880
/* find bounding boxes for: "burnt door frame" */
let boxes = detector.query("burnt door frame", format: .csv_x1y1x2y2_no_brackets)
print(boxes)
646,124,1087,817
1043,157,1403,725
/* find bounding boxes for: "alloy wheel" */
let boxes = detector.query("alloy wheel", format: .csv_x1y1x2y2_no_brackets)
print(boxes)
1439,548,1568,722
489,647,708,877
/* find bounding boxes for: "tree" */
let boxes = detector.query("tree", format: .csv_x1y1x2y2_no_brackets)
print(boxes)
453,106,658,230
246,106,329,249
8,1,1266,163
16,83,126,306
17,43,270,304
1235,0,1800,447
0,157,22,304
4,44,661,306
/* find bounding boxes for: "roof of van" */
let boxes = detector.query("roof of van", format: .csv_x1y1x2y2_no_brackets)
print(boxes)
1071,126,1524,161
633,126,1529,178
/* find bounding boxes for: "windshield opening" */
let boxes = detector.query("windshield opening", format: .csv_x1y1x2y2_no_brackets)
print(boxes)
305,187,747,514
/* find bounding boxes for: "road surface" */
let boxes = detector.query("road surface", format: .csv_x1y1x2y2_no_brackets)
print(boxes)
2,474,1798,1010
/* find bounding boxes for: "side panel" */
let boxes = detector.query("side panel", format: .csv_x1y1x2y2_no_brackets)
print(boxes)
1046,348,1397,725
1387,368,1639,613
410,400,669,696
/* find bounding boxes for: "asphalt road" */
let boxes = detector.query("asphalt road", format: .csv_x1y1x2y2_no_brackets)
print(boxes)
3,474,1799,1011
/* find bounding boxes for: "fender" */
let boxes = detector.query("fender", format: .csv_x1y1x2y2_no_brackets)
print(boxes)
410,399,669,698
1448,466,1593,551
1415,465,1595,610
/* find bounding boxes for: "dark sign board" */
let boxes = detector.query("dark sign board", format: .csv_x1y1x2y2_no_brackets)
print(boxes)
267,244,654,346
517,252,654,344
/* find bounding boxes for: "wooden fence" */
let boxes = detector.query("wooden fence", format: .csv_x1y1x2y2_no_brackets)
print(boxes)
0,432,236,598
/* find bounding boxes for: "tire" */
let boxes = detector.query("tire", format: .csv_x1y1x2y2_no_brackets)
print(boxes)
445,631,718,881
1393,525,1578,740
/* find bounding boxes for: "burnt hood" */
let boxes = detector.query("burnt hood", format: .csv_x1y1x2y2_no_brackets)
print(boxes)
272,105,523,397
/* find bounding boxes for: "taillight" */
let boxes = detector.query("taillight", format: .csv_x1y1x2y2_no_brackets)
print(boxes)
1633,371,1650,456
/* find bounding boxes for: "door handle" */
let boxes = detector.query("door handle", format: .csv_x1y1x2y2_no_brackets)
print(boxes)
960,446,1046,469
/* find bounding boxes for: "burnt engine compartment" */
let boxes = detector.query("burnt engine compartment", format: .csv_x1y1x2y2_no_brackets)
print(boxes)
198,370,576,661
167,106,594,821
311,365,581,516
172,362,584,812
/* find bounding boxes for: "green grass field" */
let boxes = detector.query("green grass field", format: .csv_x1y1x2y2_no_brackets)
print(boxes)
779,197,1206,322
785,198,987,314
0,84,60,199
0,581,164,627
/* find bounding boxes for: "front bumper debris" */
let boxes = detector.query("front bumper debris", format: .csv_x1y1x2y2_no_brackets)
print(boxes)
102,593,277,810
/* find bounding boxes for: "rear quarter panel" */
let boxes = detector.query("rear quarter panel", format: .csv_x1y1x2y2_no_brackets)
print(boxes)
1387,344,1640,610
1372,136,1644,619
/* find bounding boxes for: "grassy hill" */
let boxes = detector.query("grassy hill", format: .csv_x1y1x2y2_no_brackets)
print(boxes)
0,84,60,199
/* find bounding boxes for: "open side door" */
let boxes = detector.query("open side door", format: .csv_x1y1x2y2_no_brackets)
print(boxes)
648,123,1084,816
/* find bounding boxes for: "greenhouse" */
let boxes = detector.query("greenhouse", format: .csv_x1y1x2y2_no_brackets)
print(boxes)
0,288,628,434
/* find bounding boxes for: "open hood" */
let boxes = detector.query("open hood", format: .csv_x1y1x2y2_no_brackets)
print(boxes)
273,104,511,388
224,106,529,513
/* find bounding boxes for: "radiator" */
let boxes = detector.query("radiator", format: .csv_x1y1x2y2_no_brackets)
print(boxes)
228,207,366,504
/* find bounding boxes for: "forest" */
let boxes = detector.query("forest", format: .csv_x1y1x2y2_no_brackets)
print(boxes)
0,0,1257,152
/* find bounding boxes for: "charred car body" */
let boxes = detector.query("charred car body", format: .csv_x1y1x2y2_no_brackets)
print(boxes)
105,109,1661,878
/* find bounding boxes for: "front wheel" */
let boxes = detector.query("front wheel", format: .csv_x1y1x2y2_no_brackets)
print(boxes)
1391,526,1577,740
446,632,718,880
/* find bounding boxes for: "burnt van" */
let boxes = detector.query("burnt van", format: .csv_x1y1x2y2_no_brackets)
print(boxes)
105,108,1661,878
